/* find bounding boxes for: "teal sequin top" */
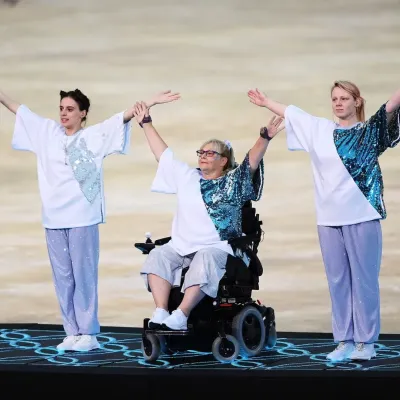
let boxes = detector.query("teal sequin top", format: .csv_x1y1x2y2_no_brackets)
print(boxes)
200,153,264,241
334,104,400,219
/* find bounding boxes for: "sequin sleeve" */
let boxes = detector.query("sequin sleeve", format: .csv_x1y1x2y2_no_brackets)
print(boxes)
85,112,131,158
372,104,400,156
150,148,193,194
284,105,319,152
12,105,57,154
227,152,264,202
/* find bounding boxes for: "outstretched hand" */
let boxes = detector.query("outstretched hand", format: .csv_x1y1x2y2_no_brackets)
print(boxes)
248,89,268,107
146,90,181,108
264,115,285,139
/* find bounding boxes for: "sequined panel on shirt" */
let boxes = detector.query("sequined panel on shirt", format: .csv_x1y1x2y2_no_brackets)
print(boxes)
67,138,101,204
200,153,264,241
333,104,400,219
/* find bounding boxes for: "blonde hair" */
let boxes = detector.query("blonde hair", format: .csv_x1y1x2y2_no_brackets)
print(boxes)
331,80,365,122
200,139,235,173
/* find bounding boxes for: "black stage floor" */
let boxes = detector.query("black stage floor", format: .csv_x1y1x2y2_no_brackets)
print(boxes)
0,323,399,397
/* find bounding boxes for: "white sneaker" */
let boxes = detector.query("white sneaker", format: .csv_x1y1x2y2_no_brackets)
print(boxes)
326,341,355,362
149,308,170,329
349,342,376,360
71,335,100,352
161,309,188,330
56,335,81,351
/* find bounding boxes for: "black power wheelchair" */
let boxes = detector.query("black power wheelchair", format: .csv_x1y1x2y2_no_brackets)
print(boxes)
134,200,277,363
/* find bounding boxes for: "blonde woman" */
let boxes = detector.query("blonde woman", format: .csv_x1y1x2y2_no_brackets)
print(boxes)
133,101,284,331
248,81,400,362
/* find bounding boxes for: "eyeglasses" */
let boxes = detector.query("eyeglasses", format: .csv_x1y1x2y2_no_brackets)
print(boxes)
196,150,221,158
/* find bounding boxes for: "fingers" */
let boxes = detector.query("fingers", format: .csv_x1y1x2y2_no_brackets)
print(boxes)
274,116,284,126
277,124,286,133
134,102,141,115
140,101,150,116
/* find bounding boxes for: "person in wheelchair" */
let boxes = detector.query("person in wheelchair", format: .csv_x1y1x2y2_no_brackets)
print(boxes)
132,100,284,331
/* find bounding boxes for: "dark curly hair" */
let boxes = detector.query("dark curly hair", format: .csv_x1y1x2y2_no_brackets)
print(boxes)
60,89,91,122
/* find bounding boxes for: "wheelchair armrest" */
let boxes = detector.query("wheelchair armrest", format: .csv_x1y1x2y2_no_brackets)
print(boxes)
154,236,171,245
228,234,259,248
134,243,156,254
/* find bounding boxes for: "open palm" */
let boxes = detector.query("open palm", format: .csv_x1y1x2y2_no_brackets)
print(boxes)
149,90,181,107
248,89,268,107
264,115,285,139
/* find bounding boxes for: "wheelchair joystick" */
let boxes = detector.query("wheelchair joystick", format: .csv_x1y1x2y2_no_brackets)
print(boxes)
145,232,153,244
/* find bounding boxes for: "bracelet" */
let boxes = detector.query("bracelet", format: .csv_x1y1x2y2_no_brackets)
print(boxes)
259,126,273,140
139,115,152,128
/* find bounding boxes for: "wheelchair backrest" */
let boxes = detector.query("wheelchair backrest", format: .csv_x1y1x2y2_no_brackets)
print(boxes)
241,201,263,248
241,201,264,277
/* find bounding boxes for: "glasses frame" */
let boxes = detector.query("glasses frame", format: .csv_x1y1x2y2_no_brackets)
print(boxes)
196,149,222,158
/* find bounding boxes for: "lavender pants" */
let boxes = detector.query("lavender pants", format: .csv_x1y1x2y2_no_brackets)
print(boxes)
317,220,382,344
45,225,100,336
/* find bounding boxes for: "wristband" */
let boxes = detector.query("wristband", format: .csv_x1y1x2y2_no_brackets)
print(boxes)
139,115,152,128
260,126,273,140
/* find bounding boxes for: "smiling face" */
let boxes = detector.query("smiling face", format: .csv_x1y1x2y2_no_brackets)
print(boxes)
59,96,87,131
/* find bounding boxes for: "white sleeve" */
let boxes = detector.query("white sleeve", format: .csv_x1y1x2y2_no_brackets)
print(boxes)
150,148,193,194
84,112,131,158
12,105,56,154
284,105,319,152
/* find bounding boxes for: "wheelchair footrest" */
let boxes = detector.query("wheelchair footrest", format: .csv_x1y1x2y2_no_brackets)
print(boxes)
145,328,193,336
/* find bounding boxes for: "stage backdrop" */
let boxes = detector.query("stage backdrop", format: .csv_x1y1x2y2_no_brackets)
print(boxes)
0,0,399,333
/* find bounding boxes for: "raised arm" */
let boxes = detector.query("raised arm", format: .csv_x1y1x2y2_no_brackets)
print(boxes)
248,89,287,117
123,90,180,123
133,102,167,162
386,88,400,114
0,90,20,114
248,116,284,172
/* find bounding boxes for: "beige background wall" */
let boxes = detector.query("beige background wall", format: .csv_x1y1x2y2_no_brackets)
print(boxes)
0,0,399,333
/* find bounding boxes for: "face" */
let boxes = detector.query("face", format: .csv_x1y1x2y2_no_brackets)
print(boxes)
331,87,359,120
59,97,86,129
197,143,228,176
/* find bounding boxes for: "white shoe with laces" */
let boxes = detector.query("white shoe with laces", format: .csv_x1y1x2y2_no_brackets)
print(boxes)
71,335,100,352
326,341,355,362
349,342,376,360
56,335,81,351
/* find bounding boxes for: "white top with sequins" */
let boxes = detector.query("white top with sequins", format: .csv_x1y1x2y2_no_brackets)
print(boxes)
151,148,233,256
12,105,131,229
284,105,381,226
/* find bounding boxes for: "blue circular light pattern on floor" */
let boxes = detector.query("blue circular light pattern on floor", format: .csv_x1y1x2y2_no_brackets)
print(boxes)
0,328,399,370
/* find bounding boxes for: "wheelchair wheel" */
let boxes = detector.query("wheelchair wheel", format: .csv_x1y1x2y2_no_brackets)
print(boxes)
265,321,277,349
232,305,266,357
212,334,240,363
141,333,161,361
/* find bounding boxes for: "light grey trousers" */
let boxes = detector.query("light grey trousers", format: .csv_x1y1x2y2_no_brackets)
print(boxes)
141,243,228,298
317,220,382,344
45,224,100,336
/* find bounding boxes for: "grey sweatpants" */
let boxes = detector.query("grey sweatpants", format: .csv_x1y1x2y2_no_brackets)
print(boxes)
45,224,100,336
317,220,382,344
140,243,228,298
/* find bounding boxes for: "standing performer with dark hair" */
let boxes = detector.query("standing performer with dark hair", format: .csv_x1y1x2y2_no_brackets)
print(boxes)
0,88,180,351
